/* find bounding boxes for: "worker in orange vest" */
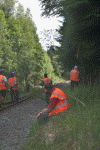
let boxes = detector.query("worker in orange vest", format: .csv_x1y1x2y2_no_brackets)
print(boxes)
9,72,19,104
70,66,79,90
39,73,52,105
37,83,70,125
0,69,9,107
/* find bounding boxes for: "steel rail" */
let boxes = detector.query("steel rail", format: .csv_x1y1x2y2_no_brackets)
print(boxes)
0,93,31,112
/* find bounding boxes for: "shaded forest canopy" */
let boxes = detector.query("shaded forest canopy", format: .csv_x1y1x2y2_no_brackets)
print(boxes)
39,0,100,85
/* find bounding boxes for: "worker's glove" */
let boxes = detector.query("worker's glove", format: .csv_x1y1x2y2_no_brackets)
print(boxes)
37,112,42,119
42,108,47,112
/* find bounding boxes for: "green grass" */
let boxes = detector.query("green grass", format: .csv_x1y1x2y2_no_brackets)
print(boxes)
21,83,100,150
29,86,45,100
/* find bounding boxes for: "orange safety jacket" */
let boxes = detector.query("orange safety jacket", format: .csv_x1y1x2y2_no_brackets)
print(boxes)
49,88,70,116
70,69,79,81
0,75,7,90
43,77,51,92
9,76,18,90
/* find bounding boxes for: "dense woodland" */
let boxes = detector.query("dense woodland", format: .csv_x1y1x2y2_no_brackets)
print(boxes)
0,0,55,91
40,0,100,85
0,0,100,90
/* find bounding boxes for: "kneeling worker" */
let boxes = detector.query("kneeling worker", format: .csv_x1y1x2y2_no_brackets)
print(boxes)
37,83,70,125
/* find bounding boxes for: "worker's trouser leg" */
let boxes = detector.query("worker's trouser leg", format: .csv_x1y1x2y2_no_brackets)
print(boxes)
10,89,14,103
71,80,74,91
0,96,5,106
75,81,79,87
14,90,19,103
71,81,79,91
0,90,6,104
38,113,50,125
0,90,7,107
45,92,51,105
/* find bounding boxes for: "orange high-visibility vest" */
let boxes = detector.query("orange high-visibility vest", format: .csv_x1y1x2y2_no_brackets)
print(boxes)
43,77,51,92
49,88,70,116
70,69,79,81
0,75,7,90
9,76,18,90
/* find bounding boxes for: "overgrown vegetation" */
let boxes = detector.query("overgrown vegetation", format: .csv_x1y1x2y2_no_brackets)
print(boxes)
39,0,100,84
21,83,100,150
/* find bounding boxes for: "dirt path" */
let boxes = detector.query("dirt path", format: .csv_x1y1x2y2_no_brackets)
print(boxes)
0,81,70,150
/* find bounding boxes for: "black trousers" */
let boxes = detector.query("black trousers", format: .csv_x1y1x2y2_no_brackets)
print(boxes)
10,89,19,103
71,80,79,90
45,92,51,105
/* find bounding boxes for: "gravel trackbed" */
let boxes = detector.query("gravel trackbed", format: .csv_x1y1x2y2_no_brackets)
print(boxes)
0,98,46,150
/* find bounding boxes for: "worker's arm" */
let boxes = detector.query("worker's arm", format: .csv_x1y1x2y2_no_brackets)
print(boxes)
70,70,72,75
37,98,59,118
13,79,17,87
4,77,9,90
5,82,9,90
42,97,59,114
42,107,53,113
37,107,53,118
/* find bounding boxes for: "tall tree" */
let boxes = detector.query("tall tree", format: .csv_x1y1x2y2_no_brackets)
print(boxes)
0,9,13,73
0,1,55,91
39,0,100,84
15,3,24,18
0,0,16,18
47,45,63,76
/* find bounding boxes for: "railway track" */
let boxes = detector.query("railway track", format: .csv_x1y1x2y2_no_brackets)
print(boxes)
0,93,31,112
0,81,70,112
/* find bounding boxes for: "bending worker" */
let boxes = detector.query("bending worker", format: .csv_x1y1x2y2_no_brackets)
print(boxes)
70,66,79,90
37,83,70,125
39,73,52,105
9,72,19,104
0,69,9,107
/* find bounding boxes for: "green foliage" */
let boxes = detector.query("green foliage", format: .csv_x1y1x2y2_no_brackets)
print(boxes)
0,0,16,18
39,0,100,84
0,9,13,73
16,3,24,18
28,86,45,100
0,0,56,93
47,45,64,77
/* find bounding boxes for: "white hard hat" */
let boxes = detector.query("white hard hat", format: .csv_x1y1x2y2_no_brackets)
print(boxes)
74,66,78,69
